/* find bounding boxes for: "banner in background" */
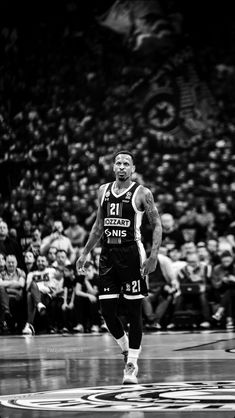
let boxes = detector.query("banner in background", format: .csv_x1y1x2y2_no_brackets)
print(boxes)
97,0,180,53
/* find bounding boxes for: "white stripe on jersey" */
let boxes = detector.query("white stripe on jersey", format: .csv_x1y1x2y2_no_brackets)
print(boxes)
132,185,144,242
124,294,145,300
99,294,119,300
101,183,110,206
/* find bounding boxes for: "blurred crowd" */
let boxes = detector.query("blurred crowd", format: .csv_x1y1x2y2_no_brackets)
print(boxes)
1,3,235,334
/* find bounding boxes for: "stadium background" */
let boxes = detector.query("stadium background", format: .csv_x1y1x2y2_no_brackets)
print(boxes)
1,0,235,332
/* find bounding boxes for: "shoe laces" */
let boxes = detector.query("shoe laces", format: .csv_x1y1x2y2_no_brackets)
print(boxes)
125,363,135,375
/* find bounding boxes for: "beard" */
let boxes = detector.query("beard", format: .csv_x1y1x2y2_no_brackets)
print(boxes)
117,172,130,181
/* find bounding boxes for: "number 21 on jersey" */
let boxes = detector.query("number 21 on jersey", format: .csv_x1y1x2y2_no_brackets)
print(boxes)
108,203,121,216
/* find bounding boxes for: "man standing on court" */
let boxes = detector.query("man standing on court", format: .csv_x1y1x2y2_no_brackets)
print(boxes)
76,151,162,384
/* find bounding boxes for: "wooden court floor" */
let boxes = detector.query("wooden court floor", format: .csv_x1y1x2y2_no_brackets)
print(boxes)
1,330,235,417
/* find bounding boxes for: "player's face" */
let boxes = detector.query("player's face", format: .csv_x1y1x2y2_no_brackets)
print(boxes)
113,154,135,182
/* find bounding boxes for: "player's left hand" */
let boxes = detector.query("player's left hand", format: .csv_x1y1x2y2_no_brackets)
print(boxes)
142,256,157,276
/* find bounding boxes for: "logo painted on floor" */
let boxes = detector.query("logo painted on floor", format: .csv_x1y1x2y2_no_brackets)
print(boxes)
2,381,235,411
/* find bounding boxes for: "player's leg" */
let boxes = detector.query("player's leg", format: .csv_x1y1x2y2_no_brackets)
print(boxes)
99,247,129,361
99,297,129,359
119,243,147,384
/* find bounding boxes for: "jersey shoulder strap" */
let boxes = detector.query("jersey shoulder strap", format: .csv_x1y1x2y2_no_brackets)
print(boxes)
101,182,112,205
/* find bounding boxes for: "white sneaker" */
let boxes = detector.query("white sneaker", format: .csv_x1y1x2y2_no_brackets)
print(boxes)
226,317,234,330
212,307,224,321
90,325,100,333
122,362,138,385
37,302,46,315
166,323,175,330
73,323,84,333
22,323,35,335
100,322,109,332
200,321,211,329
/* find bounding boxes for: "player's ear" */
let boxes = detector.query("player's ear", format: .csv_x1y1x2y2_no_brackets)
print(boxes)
132,164,136,174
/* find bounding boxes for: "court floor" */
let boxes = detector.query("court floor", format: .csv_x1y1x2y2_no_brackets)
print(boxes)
1,330,235,417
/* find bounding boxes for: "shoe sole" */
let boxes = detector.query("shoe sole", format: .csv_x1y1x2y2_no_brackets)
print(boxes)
122,379,138,385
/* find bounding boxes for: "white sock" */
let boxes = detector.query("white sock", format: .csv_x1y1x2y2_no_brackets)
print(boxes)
127,347,141,367
116,333,129,352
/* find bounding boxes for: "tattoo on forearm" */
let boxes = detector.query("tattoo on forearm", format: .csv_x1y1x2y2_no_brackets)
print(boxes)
144,190,162,256
151,219,162,256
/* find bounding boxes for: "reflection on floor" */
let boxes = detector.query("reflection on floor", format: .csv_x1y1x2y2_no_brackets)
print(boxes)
1,330,235,418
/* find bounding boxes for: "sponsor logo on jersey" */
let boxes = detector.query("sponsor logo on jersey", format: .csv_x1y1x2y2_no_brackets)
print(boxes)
125,192,132,199
104,218,130,227
104,229,127,237
2,381,235,411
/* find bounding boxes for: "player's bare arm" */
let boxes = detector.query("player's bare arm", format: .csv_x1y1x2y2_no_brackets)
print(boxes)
137,186,162,275
76,185,105,272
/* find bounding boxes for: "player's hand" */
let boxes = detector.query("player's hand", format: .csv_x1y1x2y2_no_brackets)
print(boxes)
76,254,87,275
142,256,157,276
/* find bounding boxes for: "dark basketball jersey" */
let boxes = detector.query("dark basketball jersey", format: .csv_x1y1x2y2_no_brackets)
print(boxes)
101,181,144,246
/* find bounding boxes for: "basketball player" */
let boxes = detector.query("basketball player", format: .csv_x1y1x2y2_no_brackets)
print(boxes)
76,151,162,384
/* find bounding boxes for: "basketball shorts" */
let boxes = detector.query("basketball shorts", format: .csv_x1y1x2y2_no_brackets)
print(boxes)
98,242,148,300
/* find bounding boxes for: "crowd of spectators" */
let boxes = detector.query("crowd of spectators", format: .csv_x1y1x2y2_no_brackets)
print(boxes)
1,2,235,334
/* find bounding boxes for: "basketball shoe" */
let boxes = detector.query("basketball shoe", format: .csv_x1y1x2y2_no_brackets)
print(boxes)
22,323,35,335
122,362,138,385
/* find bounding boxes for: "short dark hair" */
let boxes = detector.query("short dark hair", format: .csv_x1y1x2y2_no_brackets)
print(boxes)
221,250,233,258
113,150,135,164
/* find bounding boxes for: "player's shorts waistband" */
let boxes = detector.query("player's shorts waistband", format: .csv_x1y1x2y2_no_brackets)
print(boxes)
102,241,137,248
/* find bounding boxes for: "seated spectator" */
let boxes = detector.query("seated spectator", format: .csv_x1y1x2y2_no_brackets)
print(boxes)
22,255,57,335
18,219,33,253
207,239,220,265
168,247,187,275
64,214,87,249
169,251,212,329
47,246,57,266
0,254,26,333
24,251,36,274
214,202,233,238
181,241,197,259
142,253,179,330
0,253,11,333
161,213,185,250
0,221,24,269
73,261,102,333
40,220,76,263
52,249,71,278
49,269,65,333
92,246,102,274
61,265,76,332
28,228,42,257
197,242,211,265
210,250,235,329
178,206,208,243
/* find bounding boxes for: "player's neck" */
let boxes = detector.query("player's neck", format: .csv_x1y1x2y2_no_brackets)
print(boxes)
114,179,132,191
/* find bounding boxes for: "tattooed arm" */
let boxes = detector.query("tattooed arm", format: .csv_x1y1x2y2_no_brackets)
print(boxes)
76,185,105,272
137,186,162,275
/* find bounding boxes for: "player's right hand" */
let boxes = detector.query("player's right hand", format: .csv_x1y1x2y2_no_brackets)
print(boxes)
76,254,87,274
